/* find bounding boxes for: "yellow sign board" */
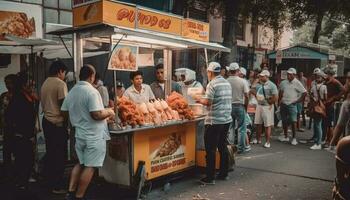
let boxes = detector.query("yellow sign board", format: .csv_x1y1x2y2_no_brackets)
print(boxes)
137,8,182,36
133,122,196,180
72,1,210,42
182,19,209,42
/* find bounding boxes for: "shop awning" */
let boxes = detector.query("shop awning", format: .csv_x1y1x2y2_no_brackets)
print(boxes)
268,45,328,60
47,23,231,52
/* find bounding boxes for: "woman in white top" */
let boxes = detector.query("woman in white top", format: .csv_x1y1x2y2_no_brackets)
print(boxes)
309,71,327,150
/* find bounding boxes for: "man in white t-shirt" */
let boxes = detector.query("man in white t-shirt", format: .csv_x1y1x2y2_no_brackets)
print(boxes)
124,71,155,104
278,68,307,145
61,65,115,200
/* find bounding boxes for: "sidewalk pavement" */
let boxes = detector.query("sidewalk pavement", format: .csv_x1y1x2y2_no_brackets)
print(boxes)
0,127,335,200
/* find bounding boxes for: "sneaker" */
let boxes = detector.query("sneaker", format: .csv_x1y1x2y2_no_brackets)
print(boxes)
52,188,67,195
199,177,215,185
65,192,75,200
245,145,251,152
291,138,298,145
257,140,262,144
216,174,229,180
251,139,258,144
297,128,305,132
28,176,37,183
310,144,322,150
323,143,330,148
263,142,271,148
278,136,289,142
324,145,336,153
321,141,326,145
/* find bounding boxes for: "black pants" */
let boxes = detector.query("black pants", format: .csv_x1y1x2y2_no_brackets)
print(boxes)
2,127,14,169
42,117,68,189
204,123,230,180
13,136,34,187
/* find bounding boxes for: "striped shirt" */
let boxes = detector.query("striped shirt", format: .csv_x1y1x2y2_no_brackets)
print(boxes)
204,75,232,125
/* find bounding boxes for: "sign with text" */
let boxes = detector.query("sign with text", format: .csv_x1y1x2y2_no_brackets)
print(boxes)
133,123,196,180
182,19,209,42
0,1,43,40
72,0,100,8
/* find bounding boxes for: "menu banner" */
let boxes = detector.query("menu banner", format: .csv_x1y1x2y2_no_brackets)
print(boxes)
182,19,209,42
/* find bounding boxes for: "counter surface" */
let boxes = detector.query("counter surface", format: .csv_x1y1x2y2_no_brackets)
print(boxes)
109,117,205,135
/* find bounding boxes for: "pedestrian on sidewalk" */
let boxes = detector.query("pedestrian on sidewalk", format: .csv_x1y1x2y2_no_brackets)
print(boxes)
278,68,307,145
61,65,115,200
309,71,327,150
254,70,278,148
323,67,345,148
196,62,232,185
226,63,249,153
40,60,68,194
0,74,17,175
297,71,308,131
329,72,350,150
6,72,36,190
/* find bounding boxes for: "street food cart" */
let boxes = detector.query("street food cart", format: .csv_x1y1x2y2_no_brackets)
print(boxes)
48,0,230,196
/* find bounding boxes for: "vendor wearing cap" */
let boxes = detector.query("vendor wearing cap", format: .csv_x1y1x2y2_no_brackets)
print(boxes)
180,69,204,104
196,62,232,185
254,70,278,148
123,71,155,104
226,62,250,153
150,64,182,100
278,68,307,146
323,67,345,149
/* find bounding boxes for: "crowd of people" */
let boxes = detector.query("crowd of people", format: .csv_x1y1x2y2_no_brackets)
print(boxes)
0,59,349,199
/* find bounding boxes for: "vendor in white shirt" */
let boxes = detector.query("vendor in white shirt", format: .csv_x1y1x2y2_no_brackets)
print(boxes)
123,71,155,104
177,68,204,104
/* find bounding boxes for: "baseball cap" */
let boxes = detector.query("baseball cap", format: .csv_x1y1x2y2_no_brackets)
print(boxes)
287,68,297,74
324,67,336,75
207,62,221,72
116,80,124,87
315,71,327,78
313,68,321,74
239,67,247,76
259,70,270,77
227,62,240,71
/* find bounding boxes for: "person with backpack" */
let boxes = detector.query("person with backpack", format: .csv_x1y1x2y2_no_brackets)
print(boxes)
309,71,327,150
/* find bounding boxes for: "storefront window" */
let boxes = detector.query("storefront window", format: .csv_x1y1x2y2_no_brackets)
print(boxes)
60,11,72,25
59,0,72,10
44,0,58,8
44,8,59,23
22,0,42,4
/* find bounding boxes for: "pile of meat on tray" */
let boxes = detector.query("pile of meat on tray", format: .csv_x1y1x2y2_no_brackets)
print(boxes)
116,92,194,128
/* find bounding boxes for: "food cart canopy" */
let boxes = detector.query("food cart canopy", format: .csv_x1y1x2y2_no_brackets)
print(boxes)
47,24,231,52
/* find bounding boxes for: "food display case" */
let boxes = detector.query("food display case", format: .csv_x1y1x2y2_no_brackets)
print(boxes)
48,0,230,196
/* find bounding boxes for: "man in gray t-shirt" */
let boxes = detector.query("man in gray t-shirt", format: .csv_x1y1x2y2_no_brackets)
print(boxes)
226,62,249,153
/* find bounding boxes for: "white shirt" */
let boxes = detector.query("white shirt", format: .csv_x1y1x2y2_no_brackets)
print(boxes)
226,76,250,105
61,81,109,141
311,82,327,101
123,84,155,104
96,84,109,107
182,81,204,104
279,78,307,105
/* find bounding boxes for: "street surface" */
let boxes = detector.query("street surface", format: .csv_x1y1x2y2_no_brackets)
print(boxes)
0,127,335,200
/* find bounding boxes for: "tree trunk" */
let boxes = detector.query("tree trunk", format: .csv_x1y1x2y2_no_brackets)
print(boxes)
220,0,240,67
312,12,324,44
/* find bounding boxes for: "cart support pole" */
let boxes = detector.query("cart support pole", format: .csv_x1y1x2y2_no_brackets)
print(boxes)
73,33,83,81
163,49,172,98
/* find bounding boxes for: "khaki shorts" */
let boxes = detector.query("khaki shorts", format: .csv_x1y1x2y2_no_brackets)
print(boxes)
254,104,274,127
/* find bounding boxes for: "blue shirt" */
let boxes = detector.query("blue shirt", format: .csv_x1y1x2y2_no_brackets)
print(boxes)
61,81,109,141
255,80,278,105
204,75,232,125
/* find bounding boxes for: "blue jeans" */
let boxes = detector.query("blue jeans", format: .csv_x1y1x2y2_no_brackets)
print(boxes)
231,104,246,151
313,117,323,145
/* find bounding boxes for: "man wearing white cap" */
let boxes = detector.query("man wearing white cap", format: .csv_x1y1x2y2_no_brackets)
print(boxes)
254,70,278,148
226,63,250,153
196,62,232,185
278,68,307,145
